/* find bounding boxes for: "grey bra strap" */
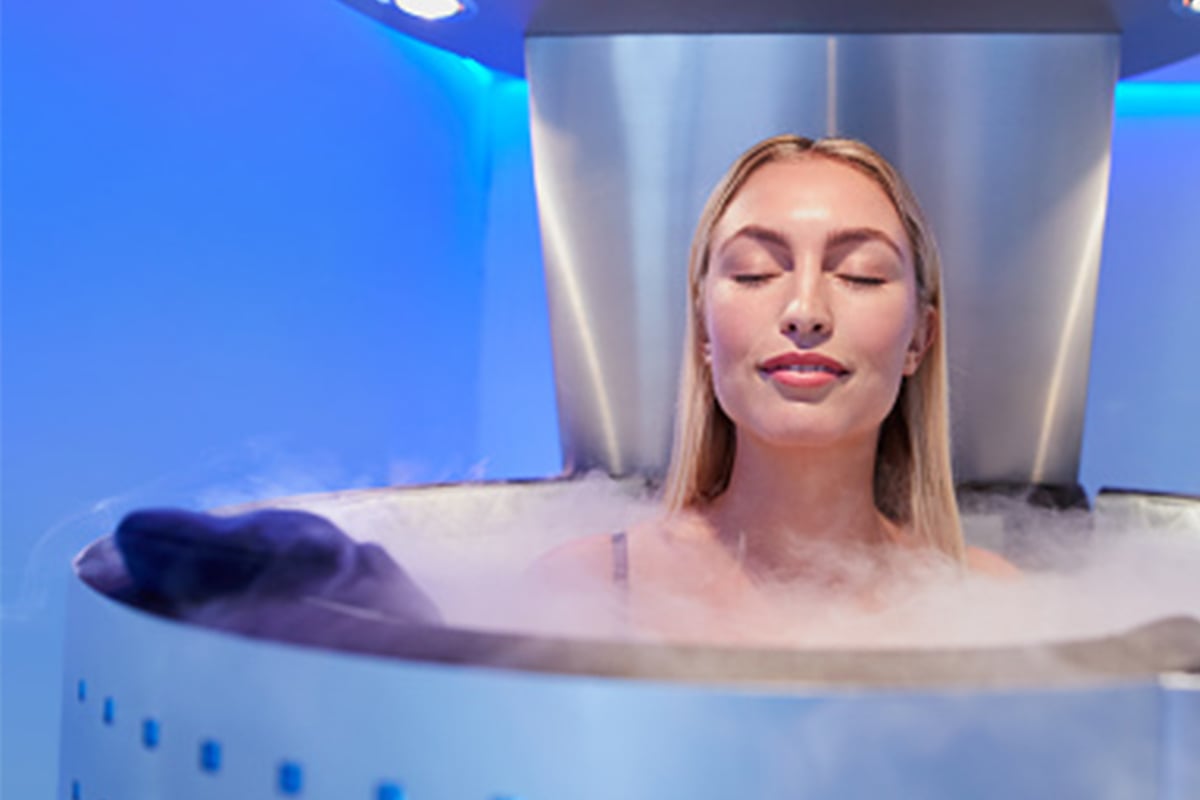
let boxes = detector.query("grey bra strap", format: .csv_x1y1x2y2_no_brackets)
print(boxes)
611,530,629,589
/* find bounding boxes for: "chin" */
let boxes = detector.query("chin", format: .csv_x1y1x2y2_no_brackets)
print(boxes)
744,420,867,451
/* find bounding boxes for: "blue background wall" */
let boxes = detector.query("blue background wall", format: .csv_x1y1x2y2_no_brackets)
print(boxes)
2,0,1198,794
1,1,559,794
1080,77,1200,496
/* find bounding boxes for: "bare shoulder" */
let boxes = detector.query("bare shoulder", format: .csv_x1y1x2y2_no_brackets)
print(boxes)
521,529,637,638
526,514,725,595
965,545,1022,579
527,531,618,584
527,518,667,586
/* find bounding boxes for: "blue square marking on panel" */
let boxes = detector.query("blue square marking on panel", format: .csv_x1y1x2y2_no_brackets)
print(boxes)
278,761,303,795
71,779,81,800
77,680,86,703
142,718,161,749
377,782,405,800
102,697,115,725
200,740,222,773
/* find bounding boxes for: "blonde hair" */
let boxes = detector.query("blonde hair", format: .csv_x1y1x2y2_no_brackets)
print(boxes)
661,135,965,562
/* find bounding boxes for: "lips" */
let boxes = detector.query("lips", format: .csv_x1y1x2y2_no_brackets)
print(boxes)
759,352,849,376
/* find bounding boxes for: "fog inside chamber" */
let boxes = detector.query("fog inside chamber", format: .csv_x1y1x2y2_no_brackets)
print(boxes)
242,475,1200,651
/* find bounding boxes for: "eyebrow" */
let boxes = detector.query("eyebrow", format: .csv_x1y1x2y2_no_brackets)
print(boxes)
717,224,905,262
826,227,905,261
716,225,789,259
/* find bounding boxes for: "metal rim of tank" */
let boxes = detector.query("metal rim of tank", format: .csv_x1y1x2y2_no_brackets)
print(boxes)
71,480,1200,692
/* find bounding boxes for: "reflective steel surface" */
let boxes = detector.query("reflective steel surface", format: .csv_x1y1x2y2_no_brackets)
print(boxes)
528,33,1119,485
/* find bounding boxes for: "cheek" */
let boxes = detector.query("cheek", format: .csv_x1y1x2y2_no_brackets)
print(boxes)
848,297,917,371
702,286,758,364
701,287,763,421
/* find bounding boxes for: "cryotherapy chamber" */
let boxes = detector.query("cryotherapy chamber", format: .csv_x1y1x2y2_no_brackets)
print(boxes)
61,1,1200,798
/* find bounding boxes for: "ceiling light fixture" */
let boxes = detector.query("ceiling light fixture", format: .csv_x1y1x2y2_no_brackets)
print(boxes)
393,0,471,21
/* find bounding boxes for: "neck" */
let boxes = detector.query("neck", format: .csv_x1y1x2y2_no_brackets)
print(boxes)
704,430,890,579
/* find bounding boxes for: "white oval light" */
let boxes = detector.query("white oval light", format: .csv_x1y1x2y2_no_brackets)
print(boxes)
394,0,466,20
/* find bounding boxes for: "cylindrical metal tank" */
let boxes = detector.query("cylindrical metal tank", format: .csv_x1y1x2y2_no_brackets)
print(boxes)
60,482,1200,799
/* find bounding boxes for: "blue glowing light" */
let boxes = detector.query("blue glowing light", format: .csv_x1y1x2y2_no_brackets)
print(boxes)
377,783,406,800
142,719,161,749
278,761,304,795
1115,83,1200,116
200,740,222,773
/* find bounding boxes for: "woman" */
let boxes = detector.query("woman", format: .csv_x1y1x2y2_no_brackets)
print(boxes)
112,135,1012,648
535,135,1015,644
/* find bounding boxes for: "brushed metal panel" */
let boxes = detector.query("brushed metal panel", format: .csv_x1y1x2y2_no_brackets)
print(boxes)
527,33,1119,485
527,35,831,477
828,34,1120,482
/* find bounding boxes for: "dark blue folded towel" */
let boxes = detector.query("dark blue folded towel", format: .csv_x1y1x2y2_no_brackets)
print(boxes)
114,508,443,634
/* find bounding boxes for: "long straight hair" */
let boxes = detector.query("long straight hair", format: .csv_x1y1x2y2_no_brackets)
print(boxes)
661,135,965,562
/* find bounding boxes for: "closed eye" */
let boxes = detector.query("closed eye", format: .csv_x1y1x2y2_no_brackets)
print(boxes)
840,275,886,287
733,274,775,286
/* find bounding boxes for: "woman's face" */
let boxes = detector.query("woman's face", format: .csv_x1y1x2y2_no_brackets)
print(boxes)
702,156,932,451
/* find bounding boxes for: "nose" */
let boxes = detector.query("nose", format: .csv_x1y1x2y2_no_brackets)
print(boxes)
780,272,832,342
